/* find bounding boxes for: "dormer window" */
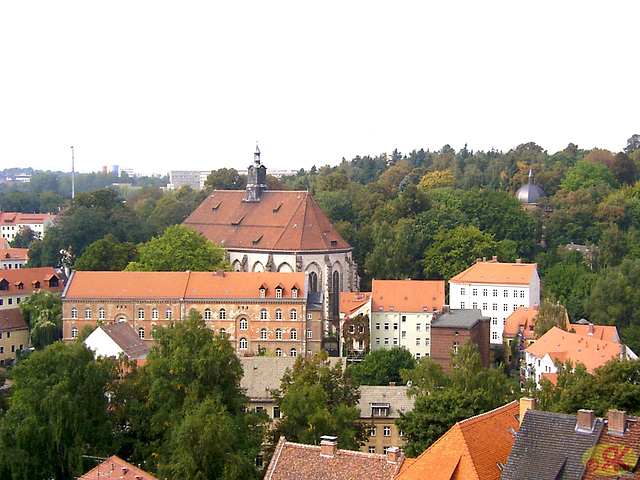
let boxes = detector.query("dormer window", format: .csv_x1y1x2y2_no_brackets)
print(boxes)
260,288,266,298
371,403,390,417
33,281,41,289
291,288,298,298
276,288,283,299
17,282,24,290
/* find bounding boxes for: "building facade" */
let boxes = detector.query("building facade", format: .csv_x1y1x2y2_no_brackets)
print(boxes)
0,212,55,242
0,267,63,310
0,308,29,367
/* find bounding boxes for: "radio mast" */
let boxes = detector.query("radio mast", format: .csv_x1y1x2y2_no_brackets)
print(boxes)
71,146,75,200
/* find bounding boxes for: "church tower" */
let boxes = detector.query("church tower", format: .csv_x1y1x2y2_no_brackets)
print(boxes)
245,143,267,202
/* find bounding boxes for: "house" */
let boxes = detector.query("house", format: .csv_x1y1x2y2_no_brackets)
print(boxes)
0,244,28,270
0,212,55,242
449,258,540,345
523,327,637,387
357,385,415,455
339,292,372,360
429,308,491,373
264,435,404,480
78,455,159,480
396,401,520,480
84,322,150,361
0,267,63,310
0,308,28,367
62,271,323,358
183,146,358,321
369,280,445,360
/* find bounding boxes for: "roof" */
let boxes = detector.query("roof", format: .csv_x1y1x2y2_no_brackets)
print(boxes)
371,280,444,313
501,409,604,480
569,323,619,343
183,190,352,252
0,212,53,226
78,455,159,480
64,271,306,301
449,260,538,286
0,267,63,296
0,308,27,333
525,327,627,373
264,436,403,480
503,306,539,340
431,309,490,329
396,401,520,480
98,323,150,358
516,169,545,205
1,248,28,261
357,386,415,419
340,292,371,318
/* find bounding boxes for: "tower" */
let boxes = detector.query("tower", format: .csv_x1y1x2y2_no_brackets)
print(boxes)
245,143,267,202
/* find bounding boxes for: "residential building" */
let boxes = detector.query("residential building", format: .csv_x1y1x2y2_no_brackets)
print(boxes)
357,385,414,455
0,247,28,269
78,455,159,480
397,401,520,480
0,212,55,242
369,280,445,360
183,146,358,322
62,271,322,358
264,436,404,480
503,306,540,350
339,292,371,360
0,267,63,310
167,170,204,190
84,322,150,361
449,257,540,345
523,327,637,387
0,308,28,367
430,308,491,373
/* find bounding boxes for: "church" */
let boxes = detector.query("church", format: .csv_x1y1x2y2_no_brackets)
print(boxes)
183,146,358,321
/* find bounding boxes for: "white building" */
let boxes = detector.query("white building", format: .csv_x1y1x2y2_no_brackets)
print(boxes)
0,213,55,242
448,257,540,345
84,322,150,361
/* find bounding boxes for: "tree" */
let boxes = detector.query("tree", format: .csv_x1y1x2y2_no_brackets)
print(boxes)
560,160,617,192
19,291,62,349
271,354,366,450
204,168,246,191
533,298,568,337
417,170,455,191
74,234,138,271
625,134,640,154
125,225,230,272
349,347,416,386
9,226,36,249
0,342,118,480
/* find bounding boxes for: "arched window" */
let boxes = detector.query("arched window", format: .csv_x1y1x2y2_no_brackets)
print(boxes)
260,328,268,340
219,308,226,320
239,337,248,349
290,348,297,357
291,288,298,298
99,307,105,320
275,309,282,320
290,328,297,340
331,271,340,319
260,308,268,320
138,308,145,320
275,329,282,340
204,308,212,320
290,309,297,320
85,308,91,319
309,271,318,292
138,327,145,339
219,328,226,339
71,307,78,319
276,287,283,299
71,326,78,338
275,348,282,357
152,308,158,320
239,318,248,330
166,308,172,320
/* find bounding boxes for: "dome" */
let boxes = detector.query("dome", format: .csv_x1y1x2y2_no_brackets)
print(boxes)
516,169,545,205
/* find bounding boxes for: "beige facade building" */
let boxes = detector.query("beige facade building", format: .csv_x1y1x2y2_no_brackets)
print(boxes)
0,308,29,367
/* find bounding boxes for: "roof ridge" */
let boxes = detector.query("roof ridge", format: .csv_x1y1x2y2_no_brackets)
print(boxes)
458,400,519,427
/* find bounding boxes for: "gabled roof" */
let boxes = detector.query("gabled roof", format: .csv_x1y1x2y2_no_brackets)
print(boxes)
98,323,150,358
0,308,27,333
449,260,538,286
340,292,371,318
0,212,53,225
357,386,415,420
525,327,629,373
371,280,444,313
396,401,519,480
1,248,28,261
0,267,62,295
183,190,352,252
78,455,159,480
503,306,540,340
569,323,619,343
264,436,403,480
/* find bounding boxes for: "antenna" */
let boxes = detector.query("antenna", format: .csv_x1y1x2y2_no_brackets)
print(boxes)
71,146,75,200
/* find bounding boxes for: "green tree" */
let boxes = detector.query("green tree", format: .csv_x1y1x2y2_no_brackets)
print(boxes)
349,347,416,386
9,226,36,249
533,298,568,337
204,168,246,191
74,234,138,271
19,291,62,349
125,225,230,272
0,342,118,480
560,160,617,192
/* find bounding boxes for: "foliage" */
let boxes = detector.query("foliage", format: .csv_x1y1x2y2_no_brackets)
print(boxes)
19,291,62,349
204,168,246,191
125,225,230,272
74,233,138,271
417,170,455,191
560,160,617,192
349,347,416,386
9,226,36,249
533,299,569,337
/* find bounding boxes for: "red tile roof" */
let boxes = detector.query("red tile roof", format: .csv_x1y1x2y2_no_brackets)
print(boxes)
1,248,28,261
0,308,27,333
340,292,371,318
183,190,352,252
503,306,539,340
371,280,444,313
570,324,619,343
0,267,63,296
0,212,53,225
396,401,520,480
78,455,159,480
449,260,537,286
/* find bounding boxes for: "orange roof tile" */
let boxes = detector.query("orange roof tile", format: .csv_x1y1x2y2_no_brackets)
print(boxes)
449,260,538,286
1,248,28,261
0,308,27,333
183,190,352,252
0,267,63,296
570,324,619,343
78,455,159,480
340,292,371,317
396,401,520,480
503,306,539,340
371,280,444,313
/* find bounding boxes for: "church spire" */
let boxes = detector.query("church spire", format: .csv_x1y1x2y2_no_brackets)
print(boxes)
245,142,267,202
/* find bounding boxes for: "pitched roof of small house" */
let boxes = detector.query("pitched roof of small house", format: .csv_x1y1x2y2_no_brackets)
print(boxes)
78,455,159,480
183,190,352,252
0,308,27,333
0,267,62,295
503,306,540,340
98,322,150,358
449,259,537,286
340,292,371,318
357,386,415,420
371,280,444,314
396,401,520,480
264,436,403,480
1,248,28,261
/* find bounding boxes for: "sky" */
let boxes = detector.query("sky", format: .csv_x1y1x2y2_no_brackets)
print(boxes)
1,1,637,176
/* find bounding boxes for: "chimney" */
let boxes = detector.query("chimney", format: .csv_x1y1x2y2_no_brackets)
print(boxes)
386,446,401,463
587,324,594,335
482,257,487,262
608,410,627,435
320,435,338,457
516,258,522,264
442,305,450,313
215,271,225,278
492,255,498,261
620,344,627,359
576,409,595,432
389,381,396,386
519,397,536,425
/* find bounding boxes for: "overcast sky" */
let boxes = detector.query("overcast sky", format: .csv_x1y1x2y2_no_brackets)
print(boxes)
1,1,637,176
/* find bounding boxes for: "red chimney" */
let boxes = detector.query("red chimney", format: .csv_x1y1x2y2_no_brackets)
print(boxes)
608,409,627,435
576,410,595,432
386,446,401,463
320,436,338,457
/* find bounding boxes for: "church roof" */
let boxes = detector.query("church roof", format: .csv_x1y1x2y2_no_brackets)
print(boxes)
183,190,352,252
516,168,546,205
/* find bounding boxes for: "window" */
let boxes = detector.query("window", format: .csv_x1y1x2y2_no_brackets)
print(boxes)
384,323,389,330
290,328,297,340
290,348,297,357
166,308,172,320
383,446,390,454
504,290,509,297
401,315,407,322
520,290,525,298
260,328,268,340
402,331,406,339
514,305,518,311
71,326,78,338
276,288,282,299
472,302,477,309
291,288,298,298
416,323,421,332
11,345,14,353
482,288,488,296
416,338,421,346
239,318,248,330
472,288,477,296
461,288,466,296
369,446,376,453
492,303,498,311
307,329,312,339
260,288,265,298
7,299,12,305
239,337,248,349
493,289,498,297
71,307,78,319
219,308,226,320
273,406,281,418
513,290,518,298
393,323,398,330
393,338,398,345
492,318,498,325
219,328,226,338
290,309,297,320
358,325,364,333
275,329,282,340
370,427,377,436
375,338,380,346
152,308,158,320
492,331,498,340
275,348,282,356
383,426,391,437
204,308,212,320
0,347,3,354
307,312,312,320
138,308,145,320
460,302,466,309
349,325,355,334
275,309,282,320
260,309,268,320
16,298,20,304
425,338,430,346
399,430,404,437
503,304,509,311
375,323,380,330
482,302,488,310
138,327,145,339
85,307,91,319
384,338,389,346
453,342,460,354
